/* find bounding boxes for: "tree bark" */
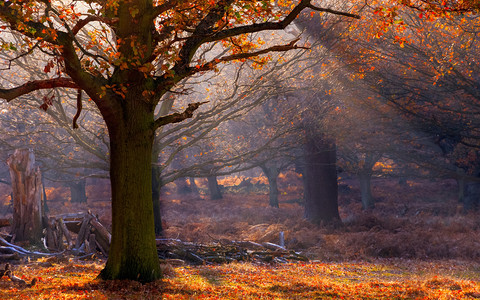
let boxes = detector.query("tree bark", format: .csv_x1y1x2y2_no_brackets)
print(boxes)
303,134,340,225
6,149,44,244
260,165,280,208
151,165,163,236
68,178,87,203
99,98,161,282
207,176,223,200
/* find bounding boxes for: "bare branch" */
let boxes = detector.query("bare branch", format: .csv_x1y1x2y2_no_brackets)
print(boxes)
0,78,78,102
154,101,208,129
72,89,82,129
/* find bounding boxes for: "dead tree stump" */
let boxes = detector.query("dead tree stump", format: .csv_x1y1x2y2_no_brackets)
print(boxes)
6,149,44,244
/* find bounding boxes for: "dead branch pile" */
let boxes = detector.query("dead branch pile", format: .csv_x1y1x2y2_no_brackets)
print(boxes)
44,211,111,257
156,238,309,265
3,210,309,266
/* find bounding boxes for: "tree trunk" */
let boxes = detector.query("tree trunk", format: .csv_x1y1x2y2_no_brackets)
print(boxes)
189,177,200,196
260,165,280,208
99,100,161,282
69,178,87,203
42,176,48,214
207,176,223,200
175,177,192,194
359,172,374,209
303,134,340,225
151,165,163,236
6,149,44,244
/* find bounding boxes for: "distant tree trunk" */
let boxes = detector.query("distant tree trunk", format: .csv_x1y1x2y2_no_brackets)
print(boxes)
6,149,44,244
189,177,200,196
151,165,163,236
358,172,374,209
207,176,223,200
69,178,87,203
260,165,280,208
175,177,192,194
303,133,340,225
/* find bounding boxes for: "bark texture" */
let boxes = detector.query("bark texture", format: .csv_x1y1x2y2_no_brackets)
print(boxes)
6,149,44,243
99,96,161,282
151,165,163,236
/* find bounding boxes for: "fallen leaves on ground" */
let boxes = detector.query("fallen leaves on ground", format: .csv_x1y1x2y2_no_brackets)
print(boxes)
1,259,479,299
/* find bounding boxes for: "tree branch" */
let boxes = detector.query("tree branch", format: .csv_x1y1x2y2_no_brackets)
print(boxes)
72,16,119,35
0,78,78,102
153,0,178,18
306,4,361,19
202,0,360,43
189,38,307,73
72,89,83,129
154,101,208,130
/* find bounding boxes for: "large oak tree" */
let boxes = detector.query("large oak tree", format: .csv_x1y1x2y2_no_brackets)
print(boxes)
0,0,357,282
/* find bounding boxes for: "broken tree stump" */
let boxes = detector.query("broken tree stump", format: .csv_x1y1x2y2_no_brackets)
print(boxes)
6,149,44,244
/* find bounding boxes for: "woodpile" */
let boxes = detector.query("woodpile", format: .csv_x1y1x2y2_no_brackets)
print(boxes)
157,238,309,265
44,211,111,256
2,209,308,266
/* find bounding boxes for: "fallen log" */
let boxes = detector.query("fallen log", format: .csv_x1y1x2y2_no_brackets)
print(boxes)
90,219,110,253
58,218,72,248
0,237,60,257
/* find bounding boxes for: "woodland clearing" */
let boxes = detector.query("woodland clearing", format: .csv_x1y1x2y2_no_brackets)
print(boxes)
1,174,480,299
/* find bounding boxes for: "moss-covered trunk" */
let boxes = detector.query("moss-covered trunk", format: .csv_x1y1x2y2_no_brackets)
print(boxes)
151,165,163,236
99,97,161,282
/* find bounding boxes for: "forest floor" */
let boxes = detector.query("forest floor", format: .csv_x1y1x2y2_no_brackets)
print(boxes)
1,174,480,299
